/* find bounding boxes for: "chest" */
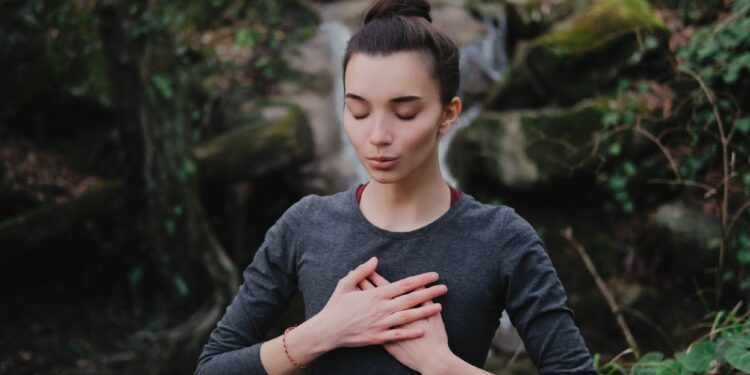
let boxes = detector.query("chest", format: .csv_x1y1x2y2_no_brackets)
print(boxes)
296,229,505,351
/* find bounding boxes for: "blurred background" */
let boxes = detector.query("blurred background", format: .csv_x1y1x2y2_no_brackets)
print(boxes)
1,0,749,373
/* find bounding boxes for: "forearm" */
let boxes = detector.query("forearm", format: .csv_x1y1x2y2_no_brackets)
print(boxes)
259,314,336,374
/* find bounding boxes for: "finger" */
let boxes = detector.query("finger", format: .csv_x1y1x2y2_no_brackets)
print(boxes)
369,271,391,287
379,272,439,299
358,278,376,290
372,328,424,343
338,257,378,290
381,303,442,327
389,284,447,311
413,286,434,306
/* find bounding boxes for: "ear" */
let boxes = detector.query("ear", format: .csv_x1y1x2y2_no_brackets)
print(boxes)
438,96,462,136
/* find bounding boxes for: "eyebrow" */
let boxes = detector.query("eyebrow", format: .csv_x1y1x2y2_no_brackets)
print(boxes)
345,93,423,103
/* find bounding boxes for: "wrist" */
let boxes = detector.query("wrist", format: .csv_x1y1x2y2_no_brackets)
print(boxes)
418,348,462,375
300,312,338,353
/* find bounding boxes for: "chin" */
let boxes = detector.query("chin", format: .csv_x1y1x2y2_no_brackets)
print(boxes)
366,169,404,184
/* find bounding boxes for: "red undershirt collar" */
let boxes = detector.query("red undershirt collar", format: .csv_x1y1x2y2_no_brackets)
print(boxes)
355,182,461,207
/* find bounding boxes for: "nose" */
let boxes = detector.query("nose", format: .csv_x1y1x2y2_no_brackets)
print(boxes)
369,112,392,146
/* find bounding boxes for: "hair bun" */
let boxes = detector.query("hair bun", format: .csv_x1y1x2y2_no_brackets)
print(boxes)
364,0,432,24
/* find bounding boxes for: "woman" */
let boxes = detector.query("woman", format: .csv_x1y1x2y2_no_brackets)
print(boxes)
195,0,596,374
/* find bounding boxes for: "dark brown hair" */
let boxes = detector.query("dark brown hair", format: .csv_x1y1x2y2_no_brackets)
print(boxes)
343,0,460,106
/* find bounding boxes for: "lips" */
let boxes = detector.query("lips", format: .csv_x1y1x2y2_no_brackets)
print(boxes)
366,156,399,170
367,156,398,162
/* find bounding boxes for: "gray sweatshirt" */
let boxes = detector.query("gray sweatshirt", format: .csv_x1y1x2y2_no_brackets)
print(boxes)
195,185,596,374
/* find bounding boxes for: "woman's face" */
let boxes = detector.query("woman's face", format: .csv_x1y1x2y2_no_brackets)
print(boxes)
343,51,454,184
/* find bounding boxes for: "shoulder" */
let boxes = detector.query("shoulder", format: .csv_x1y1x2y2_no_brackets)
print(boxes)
456,193,543,254
454,192,518,238
282,185,356,224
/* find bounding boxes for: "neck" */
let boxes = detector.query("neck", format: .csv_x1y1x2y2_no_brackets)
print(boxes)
359,151,451,231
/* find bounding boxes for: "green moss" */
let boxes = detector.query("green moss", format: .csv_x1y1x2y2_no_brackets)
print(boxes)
534,0,665,56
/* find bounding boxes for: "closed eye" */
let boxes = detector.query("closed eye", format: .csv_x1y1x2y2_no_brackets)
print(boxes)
351,113,417,121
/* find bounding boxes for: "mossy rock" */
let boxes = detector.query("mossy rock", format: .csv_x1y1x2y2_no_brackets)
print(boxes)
194,104,314,181
448,99,613,192
485,0,667,110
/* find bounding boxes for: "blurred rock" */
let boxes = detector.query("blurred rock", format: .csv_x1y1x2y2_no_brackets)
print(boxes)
652,201,722,253
448,99,609,192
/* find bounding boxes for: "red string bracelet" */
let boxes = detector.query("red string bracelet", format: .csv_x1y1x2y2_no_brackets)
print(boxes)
283,325,307,368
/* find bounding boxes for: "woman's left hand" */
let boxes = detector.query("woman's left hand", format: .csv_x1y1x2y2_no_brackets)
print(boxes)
358,272,456,374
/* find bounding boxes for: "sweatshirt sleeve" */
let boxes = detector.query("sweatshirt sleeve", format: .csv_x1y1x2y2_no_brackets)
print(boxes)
194,196,310,375
498,208,596,375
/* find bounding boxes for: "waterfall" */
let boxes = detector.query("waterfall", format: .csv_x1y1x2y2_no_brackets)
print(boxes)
444,14,509,187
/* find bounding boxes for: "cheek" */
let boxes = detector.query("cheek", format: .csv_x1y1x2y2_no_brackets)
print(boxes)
402,121,439,152
342,120,365,150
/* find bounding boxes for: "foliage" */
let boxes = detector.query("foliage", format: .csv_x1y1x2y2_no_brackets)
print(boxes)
0,0,317,134
592,1,750,371
106,0,316,304
595,307,750,374
597,0,750,245
1,0,317,307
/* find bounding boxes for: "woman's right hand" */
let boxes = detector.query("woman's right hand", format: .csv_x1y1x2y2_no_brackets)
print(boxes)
310,256,447,350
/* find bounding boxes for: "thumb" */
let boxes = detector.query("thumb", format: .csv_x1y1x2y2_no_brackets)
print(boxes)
339,257,378,290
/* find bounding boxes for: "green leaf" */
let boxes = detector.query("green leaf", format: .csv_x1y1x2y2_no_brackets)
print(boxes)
608,142,622,156
150,74,173,100
172,274,190,297
724,333,750,349
623,161,637,177
738,249,750,266
129,266,145,287
234,28,260,48
177,159,196,182
678,340,715,372
632,357,681,375
723,270,735,282
602,111,620,127
164,219,176,236
741,234,750,248
616,78,631,93
725,345,750,372
736,118,750,134
723,66,740,83
609,175,628,190
641,352,665,361
622,200,634,213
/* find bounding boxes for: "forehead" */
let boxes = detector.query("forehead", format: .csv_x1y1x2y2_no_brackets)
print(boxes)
344,52,438,101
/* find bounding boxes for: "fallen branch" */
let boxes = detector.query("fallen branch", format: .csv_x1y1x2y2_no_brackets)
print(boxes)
561,227,641,356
